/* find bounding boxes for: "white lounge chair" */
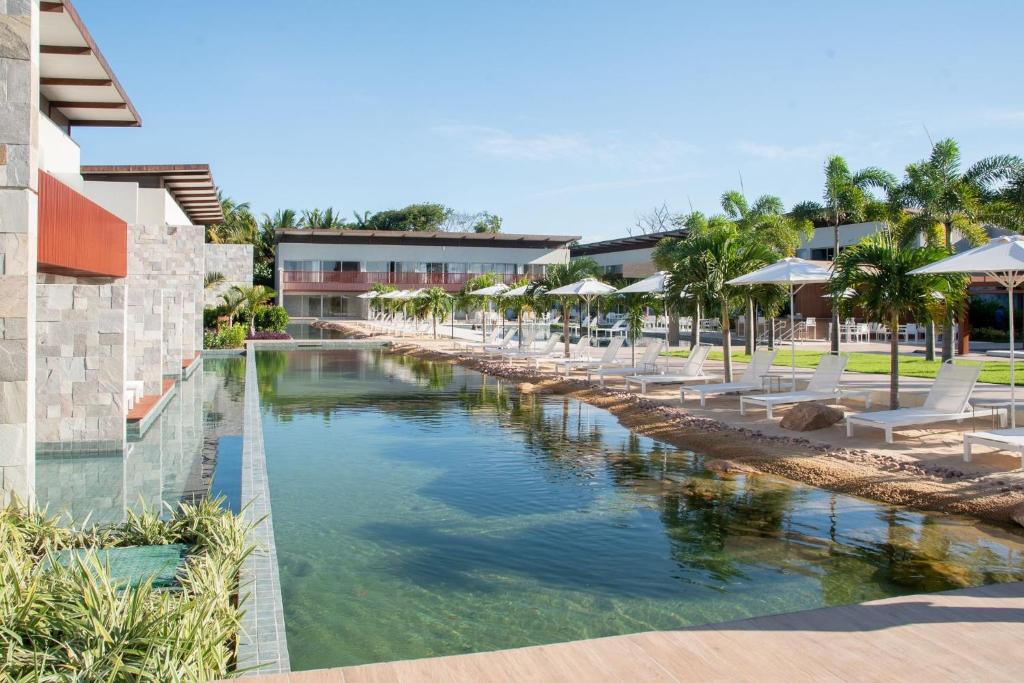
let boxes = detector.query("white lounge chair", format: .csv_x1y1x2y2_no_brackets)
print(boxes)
623,344,717,394
590,339,666,384
479,328,518,354
846,363,1005,443
680,348,778,407
739,353,849,419
457,327,501,350
503,333,560,360
492,327,536,357
533,336,591,369
963,429,1024,469
553,337,625,377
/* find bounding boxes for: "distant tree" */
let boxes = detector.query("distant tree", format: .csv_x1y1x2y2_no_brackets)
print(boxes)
299,208,345,229
630,203,678,236
365,203,452,231
472,212,503,233
791,155,896,353
232,285,276,334
989,167,1024,232
414,287,453,339
351,210,372,229
527,258,602,357
206,192,257,244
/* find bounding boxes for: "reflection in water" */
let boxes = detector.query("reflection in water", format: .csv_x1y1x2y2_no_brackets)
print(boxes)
36,357,246,524
257,350,1024,671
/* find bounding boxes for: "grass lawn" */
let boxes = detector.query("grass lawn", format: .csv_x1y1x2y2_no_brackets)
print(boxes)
663,347,1024,386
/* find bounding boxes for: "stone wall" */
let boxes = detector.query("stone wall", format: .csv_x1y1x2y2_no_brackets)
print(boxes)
126,287,163,395
204,243,253,307
35,280,127,451
127,223,204,382
0,1,37,503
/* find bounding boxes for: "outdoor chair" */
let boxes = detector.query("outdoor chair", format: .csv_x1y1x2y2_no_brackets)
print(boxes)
846,362,1006,443
623,343,716,394
739,353,849,419
591,339,666,384
963,429,1024,469
553,336,625,376
680,348,779,407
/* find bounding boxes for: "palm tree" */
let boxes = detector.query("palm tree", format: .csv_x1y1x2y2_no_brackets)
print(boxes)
232,284,276,334
352,210,372,229
527,258,601,357
988,167,1024,232
219,288,246,326
721,190,812,352
503,277,534,348
204,271,225,290
415,287,453,339
299,208,346,229
207,192,258,244
890,139,1022,361
792,155,896,352
673,224,777,381
460,273,500,341
829,229,966,409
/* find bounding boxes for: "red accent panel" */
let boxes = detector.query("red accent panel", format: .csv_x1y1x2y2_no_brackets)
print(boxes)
38,170,128,277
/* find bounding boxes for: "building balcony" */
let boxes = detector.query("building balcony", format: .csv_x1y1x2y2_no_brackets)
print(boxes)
38,170,128,278
280,270,531,292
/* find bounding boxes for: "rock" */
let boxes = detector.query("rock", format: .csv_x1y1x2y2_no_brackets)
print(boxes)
779,402,845,432
1011,502,1024,529
704,459,757,474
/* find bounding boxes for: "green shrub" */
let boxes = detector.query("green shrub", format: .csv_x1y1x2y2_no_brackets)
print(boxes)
254,305,289,332
203,305,226,329
0,498,251,681
204,323,247,349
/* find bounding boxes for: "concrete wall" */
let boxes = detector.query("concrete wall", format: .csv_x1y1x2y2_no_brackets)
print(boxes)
127,223,204,382
37,112,81,191
35,279,127,452
0,1,38,504
126,287,164,395
204,243,253,307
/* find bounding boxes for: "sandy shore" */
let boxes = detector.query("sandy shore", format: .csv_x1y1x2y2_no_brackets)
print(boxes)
314,321,1024,527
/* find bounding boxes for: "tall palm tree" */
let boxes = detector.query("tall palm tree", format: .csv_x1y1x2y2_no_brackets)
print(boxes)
988,167,1024,232
299,208,346,229
527,258,601,357
207,192,258,244
232,284,276,334
829,229,966,409
890,139,1022,361
721,190,812,352
503,277,534,348
460,273,500,342
219,288,246,326
414,287,453,339
792,155,896,352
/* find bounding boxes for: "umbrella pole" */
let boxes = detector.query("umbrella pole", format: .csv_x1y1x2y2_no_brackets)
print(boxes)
790,282,797,389
1010,280,1016,428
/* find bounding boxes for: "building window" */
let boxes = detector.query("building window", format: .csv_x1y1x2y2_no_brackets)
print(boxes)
365,261,389,272
810,248,835,261
602,265,623,276
446,262,467,274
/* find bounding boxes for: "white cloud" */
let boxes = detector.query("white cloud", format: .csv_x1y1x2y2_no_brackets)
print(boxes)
735,140,841,160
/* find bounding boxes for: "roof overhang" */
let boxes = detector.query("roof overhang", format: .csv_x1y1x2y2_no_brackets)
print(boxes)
39,0,141,127
80,164,225,225
276,229,580,248
570,229,686,256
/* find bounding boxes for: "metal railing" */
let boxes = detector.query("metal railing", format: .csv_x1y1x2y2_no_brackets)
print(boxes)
281,270,532,291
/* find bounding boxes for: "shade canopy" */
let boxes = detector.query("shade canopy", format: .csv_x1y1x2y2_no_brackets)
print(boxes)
502,284,531,297
616,271,670,294
909,235,1024,282
377,290,405,299
467,283,510,296
356,291,380,299
547,277,618,297
822,288,857,299
726,257,833,286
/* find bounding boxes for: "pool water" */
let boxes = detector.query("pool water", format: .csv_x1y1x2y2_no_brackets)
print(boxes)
256,349,1024,671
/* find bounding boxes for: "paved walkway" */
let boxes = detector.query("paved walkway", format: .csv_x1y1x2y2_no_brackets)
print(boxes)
243,582,1024,682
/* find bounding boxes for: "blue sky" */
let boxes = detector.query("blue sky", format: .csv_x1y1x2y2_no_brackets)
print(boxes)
75,0,1023,242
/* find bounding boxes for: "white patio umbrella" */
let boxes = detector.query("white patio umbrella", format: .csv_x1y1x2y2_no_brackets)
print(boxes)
357,290,380,319
910,234,1024,427
500,285,532,347
615,270,670,294
727,257,833,389
822,288,856,299
547,277,618,343
467,283,509,341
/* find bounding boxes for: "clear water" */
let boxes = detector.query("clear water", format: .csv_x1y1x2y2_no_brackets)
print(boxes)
256,349,1024,671
36,357,245,524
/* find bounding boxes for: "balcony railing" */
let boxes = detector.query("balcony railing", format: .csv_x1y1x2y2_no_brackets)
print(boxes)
38,170,128,277
281,270,532,292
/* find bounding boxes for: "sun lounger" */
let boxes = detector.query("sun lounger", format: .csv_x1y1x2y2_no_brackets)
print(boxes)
623,344,717,394
491,327,536,357
963,428,1024,469
846,363,1006,443
680,347,778,407
503,334,560,360
739,353,849,419
457,327,501,350
590,339,666,384
552,337,625,376
532,336,592,369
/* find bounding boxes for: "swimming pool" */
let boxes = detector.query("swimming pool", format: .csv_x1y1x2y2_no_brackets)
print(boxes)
255,349,1024,671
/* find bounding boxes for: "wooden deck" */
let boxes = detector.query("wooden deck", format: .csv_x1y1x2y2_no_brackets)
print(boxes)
125,378,175,422
243,582,1024,682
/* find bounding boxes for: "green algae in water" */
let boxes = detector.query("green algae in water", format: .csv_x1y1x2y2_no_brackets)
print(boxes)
256,349,1024,671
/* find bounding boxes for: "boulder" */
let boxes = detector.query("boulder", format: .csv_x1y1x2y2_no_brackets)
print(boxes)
704,459,757,474
779,402,845,432
1011,502,1024,529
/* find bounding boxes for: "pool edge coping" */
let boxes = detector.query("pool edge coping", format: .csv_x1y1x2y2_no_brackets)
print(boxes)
237,344,291,675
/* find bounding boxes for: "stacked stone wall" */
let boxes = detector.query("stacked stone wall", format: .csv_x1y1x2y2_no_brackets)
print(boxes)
204,243,253,307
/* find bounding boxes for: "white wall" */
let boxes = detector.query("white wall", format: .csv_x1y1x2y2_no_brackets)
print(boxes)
138,188,191,226
82,180,139,223
581,247,657,268
277,242,570,267
37,113,82,191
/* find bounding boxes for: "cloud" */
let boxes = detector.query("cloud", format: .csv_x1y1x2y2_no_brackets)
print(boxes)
533,173,702,198
432,124,696,170
735,140,841,160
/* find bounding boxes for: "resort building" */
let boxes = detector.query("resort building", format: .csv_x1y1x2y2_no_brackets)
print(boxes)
0,0,250,504
275,229,578,319
569,228,686,279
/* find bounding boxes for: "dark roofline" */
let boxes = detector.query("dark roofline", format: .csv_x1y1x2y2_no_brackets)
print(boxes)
276,229,580,248
80,164,224,225
571,229,686,257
